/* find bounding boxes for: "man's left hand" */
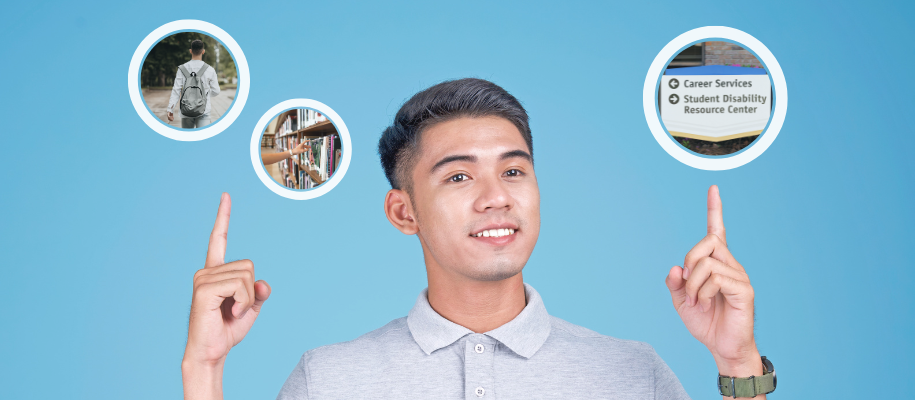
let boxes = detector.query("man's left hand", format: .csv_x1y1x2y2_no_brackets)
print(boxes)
665,185,763,381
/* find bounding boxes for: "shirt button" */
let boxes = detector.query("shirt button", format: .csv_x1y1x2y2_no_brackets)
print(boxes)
475,387,485,397
475,344,485,353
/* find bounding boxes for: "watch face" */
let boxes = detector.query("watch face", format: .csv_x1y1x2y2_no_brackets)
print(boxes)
762,356,774,373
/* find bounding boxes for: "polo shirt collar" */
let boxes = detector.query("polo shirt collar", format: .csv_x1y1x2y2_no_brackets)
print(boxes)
407,282,551,359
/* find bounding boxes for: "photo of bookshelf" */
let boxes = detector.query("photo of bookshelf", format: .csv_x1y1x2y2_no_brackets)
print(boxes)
260,108,343,190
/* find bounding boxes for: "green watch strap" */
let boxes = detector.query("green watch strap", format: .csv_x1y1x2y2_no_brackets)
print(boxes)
717,356,776,398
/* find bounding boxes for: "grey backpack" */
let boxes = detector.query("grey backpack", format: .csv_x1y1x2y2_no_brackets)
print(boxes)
178,63,209,117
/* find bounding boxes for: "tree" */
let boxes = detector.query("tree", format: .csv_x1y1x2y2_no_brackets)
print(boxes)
141,32,237,88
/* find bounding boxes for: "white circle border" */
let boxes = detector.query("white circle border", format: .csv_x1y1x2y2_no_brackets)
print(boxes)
250,100,352,200
643,26,788,170
128,20,250,141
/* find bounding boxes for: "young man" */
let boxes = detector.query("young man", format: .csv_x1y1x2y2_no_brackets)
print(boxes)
183,79,771,399
167,39,220,129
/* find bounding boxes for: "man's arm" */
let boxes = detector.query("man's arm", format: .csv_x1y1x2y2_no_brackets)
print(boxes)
182,193,272,400
207,67,220,97
167,68,185,116
665,186,766,400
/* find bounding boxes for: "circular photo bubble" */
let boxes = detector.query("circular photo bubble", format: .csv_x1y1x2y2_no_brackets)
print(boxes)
250,100,351,200
128,20,250,141
643,27,787,170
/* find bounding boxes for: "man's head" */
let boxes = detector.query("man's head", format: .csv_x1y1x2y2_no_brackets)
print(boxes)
379,78,540,282
190,40,205,57
379,78,533,195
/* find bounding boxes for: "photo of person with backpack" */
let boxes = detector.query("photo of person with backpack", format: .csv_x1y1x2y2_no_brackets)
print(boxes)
166,39,220,129
139,33,238,131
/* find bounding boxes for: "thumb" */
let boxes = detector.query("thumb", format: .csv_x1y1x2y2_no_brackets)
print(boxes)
665,266,688,309
251,280,271,313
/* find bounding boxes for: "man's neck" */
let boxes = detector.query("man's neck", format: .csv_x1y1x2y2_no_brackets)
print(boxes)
190,56,203,61
426,268,527,333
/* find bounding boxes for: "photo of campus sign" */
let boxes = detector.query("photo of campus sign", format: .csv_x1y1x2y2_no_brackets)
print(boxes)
659,41,772,155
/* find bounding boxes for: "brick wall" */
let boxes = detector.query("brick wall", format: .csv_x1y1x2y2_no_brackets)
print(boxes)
703,41,763,67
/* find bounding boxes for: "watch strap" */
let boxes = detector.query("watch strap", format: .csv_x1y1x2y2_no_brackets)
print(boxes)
717,356,776,398
717,374,774,398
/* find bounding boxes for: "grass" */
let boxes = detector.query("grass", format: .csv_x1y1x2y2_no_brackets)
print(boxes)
675,135,760,156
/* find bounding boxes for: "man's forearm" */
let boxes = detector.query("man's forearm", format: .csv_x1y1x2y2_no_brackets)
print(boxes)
182,359,224,400
168,73,183,113
210,79,220,97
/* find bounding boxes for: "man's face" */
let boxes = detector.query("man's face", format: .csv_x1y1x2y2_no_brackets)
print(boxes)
409,116,540,281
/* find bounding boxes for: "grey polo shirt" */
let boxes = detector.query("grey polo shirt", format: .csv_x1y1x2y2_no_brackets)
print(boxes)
277,283,690,399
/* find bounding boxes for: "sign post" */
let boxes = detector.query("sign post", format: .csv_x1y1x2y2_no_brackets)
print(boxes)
660,66,771,142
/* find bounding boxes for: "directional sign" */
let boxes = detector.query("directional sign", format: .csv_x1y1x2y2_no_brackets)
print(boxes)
660,74,771,142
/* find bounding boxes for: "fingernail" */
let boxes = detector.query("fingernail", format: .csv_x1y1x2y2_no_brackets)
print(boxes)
682,267,690,280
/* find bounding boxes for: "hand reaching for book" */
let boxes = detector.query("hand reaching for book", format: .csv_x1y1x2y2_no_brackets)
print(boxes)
182,193,271,399
291,142,312,156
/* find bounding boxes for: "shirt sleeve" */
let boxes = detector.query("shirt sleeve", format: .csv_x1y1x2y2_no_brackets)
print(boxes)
167,67,184,114
648,346,691,400
207,67,220,97
276,353,310,400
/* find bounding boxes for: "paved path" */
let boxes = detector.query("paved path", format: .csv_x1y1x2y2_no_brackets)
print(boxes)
142,87,236,129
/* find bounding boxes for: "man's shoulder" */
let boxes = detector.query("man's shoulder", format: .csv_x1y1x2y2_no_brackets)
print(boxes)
545,315,658,360
301,317,415,364
178,60,212,71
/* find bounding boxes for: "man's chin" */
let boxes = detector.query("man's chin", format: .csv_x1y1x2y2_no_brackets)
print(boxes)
462,261,524,282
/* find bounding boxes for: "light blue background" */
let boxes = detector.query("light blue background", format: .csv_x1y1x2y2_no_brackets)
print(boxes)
1,1,913,398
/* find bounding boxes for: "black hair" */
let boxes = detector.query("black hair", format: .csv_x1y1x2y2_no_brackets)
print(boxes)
377,78,533,194
191,40,205,56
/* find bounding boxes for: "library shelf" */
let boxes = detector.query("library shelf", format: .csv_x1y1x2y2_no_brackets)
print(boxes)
264,108,342,190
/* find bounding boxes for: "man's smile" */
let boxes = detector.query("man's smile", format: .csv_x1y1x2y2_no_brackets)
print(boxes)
471,228,517,238
469,223,520,247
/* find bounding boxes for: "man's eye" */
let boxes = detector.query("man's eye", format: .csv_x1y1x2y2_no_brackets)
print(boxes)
505,169,523,177
450,174,467,182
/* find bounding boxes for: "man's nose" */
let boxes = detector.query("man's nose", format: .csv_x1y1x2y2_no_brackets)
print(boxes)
473,175,513,212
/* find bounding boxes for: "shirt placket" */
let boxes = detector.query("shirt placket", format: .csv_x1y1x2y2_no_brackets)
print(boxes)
464,334,496,400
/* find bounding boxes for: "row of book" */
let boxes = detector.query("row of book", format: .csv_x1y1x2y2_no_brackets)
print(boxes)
274,133,342,190
276,109,328,137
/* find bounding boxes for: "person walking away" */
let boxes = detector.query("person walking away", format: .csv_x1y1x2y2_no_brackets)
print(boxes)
167,39,220,129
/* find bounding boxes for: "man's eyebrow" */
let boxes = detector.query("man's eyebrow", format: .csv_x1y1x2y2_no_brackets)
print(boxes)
430,154,477,174
500,149,532,162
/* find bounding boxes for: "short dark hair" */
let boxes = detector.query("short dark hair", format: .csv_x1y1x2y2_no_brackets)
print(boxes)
191,40,205,56
378,78,533,194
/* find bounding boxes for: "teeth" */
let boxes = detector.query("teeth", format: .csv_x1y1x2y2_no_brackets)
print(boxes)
474,228,516,238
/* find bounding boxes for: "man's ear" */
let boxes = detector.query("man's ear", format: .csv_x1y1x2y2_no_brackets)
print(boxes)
384,189,419,235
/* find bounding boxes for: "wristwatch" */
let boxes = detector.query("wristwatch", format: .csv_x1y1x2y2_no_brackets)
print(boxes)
717,356,776,398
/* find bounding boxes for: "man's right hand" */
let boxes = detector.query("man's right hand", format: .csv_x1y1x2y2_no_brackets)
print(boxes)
168,112,174,122
182,193,271,399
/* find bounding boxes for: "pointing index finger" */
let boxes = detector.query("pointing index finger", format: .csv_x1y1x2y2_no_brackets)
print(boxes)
204,192,231,268
707,185,726,244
